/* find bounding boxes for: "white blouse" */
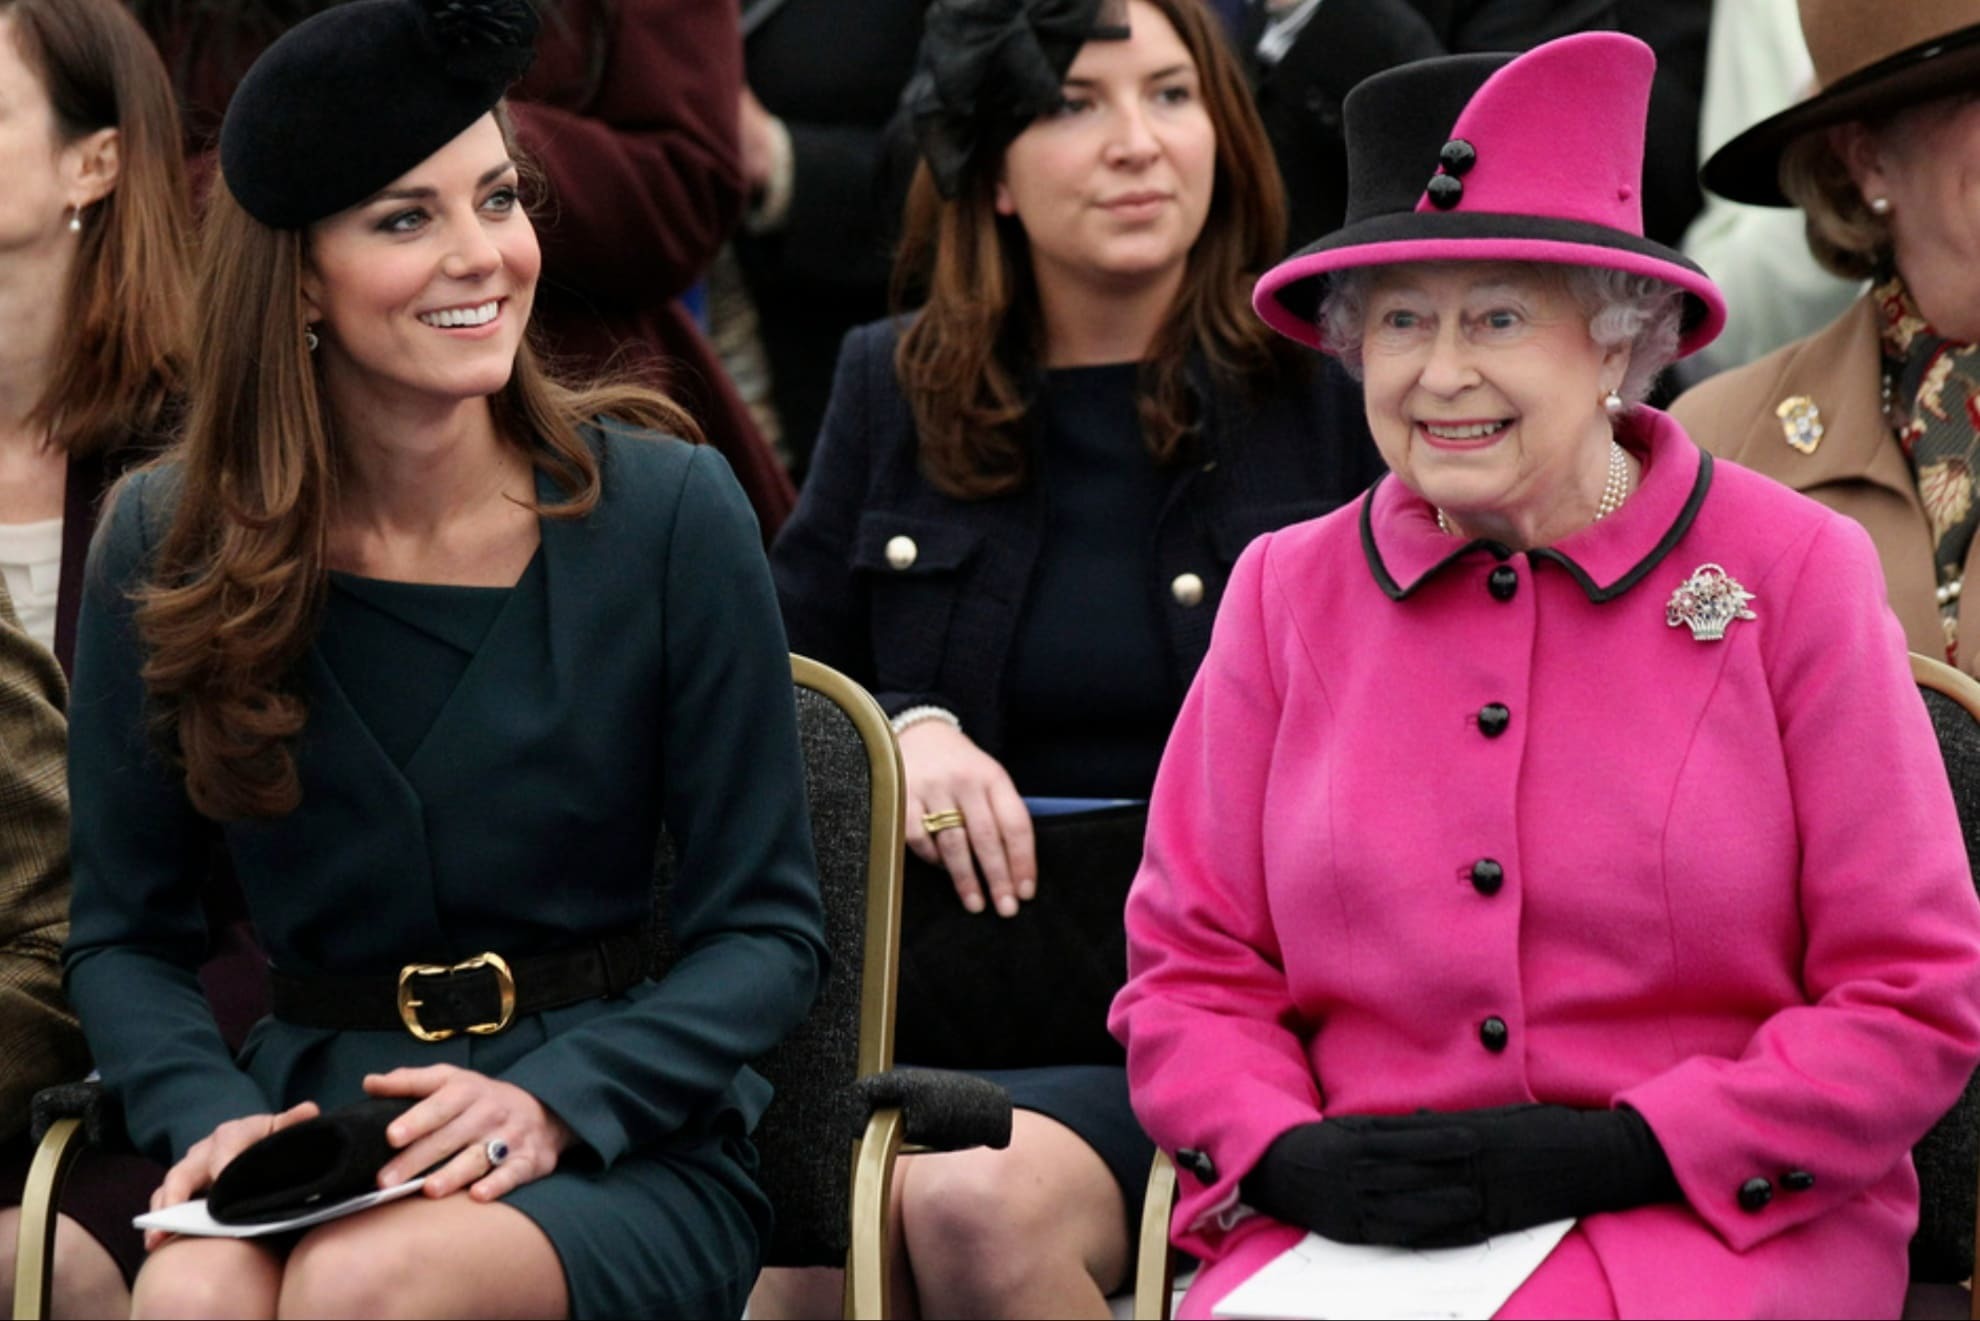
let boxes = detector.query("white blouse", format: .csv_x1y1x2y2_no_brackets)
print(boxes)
0,517,62,654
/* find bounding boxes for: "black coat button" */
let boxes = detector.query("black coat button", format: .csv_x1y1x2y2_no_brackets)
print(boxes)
1426,174,1464,209
1782,1170,1815,1192
1738,1176,1774,1211
1478,703,1511,737
1177,1148,1218,1183
1487,565,1518,601
1479,1016,1509,1051
1470,859,1504,896
1439,139,1477,176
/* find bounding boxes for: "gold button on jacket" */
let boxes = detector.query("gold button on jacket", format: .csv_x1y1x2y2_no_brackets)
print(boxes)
1171,572,1205,607
885,535,918,570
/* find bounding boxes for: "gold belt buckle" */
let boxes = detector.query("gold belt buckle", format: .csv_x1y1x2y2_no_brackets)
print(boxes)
396,952,517,1042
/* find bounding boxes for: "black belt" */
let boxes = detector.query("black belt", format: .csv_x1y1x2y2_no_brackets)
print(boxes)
270,931,648,1041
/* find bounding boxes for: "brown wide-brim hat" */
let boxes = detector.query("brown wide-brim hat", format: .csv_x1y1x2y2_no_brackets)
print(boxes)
1702,0,1980,207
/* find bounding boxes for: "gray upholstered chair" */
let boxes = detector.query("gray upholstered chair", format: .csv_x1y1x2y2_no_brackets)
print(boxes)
13,655,1010,1321
680,655,1013,1318
1903,652,1980,1321
1127,656,1980,1321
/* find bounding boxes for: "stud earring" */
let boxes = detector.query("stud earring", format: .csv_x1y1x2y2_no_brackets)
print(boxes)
1869,195,1892,216
1603,388,1624,414
66,206,82,233
304,325,320,353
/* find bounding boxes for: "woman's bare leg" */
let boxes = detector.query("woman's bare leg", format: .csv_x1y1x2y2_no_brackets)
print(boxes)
130,1236,282,1320
749,1158,916,1319
276,1191,566,1319
0,1208,132,1320
900,1111,1128,1320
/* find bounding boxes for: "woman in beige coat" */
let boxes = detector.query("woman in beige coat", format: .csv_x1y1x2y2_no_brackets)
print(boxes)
1672,0,1980,672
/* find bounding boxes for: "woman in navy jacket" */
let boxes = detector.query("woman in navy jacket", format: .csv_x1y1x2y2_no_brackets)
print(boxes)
766,0,1380,1314
63,3,824,1316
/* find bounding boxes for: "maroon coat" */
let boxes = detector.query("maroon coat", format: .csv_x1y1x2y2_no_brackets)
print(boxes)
140,0,796,534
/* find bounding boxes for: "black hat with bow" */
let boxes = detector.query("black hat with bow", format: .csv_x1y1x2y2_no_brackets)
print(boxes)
220,0,540,229
903,0,1130,199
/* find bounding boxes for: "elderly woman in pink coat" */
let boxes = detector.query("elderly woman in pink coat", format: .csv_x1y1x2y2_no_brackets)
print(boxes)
1108,31,1980,1321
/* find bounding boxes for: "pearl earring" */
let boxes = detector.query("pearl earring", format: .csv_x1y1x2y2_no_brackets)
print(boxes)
304,326,320,352
1603,388,1624,414
66,206,82,233
1869,196,1892,216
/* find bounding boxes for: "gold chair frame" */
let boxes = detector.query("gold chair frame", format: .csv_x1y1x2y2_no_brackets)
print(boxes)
792,654,909,1320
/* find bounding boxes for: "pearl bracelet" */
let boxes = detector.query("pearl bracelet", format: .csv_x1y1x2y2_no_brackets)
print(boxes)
890,705,961,737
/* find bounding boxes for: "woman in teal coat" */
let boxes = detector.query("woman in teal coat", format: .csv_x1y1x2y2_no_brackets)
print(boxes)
60,1,827,1317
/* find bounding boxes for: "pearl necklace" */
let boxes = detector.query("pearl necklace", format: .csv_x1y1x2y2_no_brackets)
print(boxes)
1437,438,1631,536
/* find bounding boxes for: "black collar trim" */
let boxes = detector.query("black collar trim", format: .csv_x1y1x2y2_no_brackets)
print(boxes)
1360,452,1714,604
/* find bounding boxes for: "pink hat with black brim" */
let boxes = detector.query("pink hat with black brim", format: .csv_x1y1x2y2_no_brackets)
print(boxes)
1253,32,1727,359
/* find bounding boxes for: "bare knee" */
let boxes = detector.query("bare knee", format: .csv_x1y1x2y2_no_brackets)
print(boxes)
900,1114,1129,1312
749,1266,846,1321
0,1206,135,1320
279,1219,414,1319
132,1241,278,1321
48,1215,132,1320
902,1144,1057,1280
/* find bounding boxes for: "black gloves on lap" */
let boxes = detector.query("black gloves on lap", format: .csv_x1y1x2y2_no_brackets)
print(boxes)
1239,1104,1681,1247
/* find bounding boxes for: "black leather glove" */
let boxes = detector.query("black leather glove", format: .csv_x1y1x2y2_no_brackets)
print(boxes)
1239,1104,1680,1247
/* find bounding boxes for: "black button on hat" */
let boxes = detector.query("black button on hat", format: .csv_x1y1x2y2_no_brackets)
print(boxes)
1470,859,1504,896
1487,565,1518,601
220,0,540,229
1176,1148,1218,1183
1478,703,1511,737
1782,1170,1815,1192
1426,173,1464,209
1438,139,1477,175
1479,1016,1509,1051
1738,1176,1774,1211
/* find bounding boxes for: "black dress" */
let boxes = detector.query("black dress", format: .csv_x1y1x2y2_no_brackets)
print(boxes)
976,363,1172,1206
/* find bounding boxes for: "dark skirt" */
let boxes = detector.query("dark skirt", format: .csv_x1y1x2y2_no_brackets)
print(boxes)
505,1129,772,1320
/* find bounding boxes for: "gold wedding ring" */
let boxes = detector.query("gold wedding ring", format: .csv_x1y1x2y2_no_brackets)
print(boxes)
921,808,967,835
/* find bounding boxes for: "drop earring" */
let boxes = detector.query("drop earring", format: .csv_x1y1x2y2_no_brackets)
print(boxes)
1603,388,1624,414
304,325,320,353
66,206,82,233
1869,196,1892,216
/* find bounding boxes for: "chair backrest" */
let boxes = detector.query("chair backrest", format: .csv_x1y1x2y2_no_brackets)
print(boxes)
650,654,904,1268
1907,652,1980,1283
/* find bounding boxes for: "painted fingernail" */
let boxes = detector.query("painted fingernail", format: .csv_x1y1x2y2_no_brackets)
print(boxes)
996,895,1018,917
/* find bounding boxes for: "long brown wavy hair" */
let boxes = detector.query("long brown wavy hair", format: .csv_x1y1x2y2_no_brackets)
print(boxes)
136,112,699,821
893,0,1288,499
5,0,190,457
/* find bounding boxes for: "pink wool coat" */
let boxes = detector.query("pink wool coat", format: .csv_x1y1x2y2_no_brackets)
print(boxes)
1109,409,1980,1318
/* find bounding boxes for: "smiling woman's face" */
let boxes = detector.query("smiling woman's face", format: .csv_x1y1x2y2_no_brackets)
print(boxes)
303,113,539,417
1358,261,1629,545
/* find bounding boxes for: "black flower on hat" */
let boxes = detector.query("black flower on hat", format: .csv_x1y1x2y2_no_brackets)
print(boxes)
220,0,541,229
903,0,1129,199
428,0,533,48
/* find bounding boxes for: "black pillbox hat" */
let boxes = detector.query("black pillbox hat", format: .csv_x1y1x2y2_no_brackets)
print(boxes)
220,0,539,230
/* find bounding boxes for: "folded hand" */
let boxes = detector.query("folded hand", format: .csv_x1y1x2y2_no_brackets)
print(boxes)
364,1065,574,1203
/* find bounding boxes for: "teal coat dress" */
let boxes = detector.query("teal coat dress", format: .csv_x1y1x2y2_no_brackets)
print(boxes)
62,428,829,1318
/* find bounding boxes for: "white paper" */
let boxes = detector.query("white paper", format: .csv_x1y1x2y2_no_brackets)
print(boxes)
1212,1219,1576,1321
133,1176,428,1238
